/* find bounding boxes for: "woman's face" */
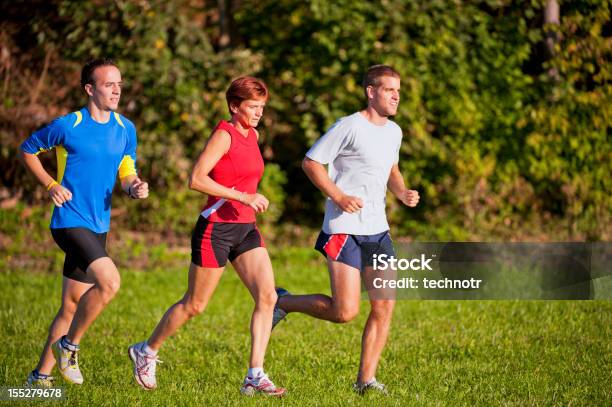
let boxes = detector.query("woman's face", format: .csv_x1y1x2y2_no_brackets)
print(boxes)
232,97,266,128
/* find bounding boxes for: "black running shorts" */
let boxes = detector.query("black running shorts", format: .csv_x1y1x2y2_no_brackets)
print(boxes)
191,216,265,268
51,227,108,282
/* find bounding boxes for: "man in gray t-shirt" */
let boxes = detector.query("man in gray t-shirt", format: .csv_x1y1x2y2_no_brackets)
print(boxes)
273,65,420,394
306,110,402,235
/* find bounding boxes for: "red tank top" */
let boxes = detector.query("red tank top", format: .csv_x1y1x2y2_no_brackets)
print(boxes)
201,120,264,223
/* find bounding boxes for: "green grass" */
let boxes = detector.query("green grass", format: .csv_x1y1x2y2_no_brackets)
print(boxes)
0,247,610,406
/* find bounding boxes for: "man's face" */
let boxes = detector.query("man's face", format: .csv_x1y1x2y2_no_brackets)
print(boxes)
87,65,122,111
368,75,400,117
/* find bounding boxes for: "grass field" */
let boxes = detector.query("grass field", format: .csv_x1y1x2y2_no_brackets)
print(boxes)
0,247,610,406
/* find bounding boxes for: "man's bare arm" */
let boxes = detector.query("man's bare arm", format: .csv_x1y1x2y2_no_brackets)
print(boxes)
387,163,419,207
302,157,363,213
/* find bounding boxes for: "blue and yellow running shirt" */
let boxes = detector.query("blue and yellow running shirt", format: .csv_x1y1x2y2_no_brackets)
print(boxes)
20,107,138,233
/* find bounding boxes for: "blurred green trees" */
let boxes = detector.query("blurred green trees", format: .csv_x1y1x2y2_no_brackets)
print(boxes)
1,0,609,240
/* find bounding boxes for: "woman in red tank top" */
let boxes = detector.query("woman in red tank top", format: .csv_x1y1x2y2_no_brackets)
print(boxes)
128,77,286,396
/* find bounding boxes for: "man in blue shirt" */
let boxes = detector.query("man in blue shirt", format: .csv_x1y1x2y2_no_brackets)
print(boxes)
20,58,149,387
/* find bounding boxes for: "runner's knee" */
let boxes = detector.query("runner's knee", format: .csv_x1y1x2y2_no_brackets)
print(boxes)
332,303,359,323
98,276,121,304
256,290,277,309
183,299,206,317
370,300,395,320
59,299,79,317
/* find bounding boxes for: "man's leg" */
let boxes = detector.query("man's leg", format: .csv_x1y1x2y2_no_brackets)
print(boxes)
64,257,120,344
35,277,93,375
146,263,224,350
356,265,396,385
277,258,361,323
50,257,119,384
357,267,395,385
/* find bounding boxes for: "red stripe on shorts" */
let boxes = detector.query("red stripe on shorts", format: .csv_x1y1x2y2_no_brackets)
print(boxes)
200,221,219,267
323,234,349,260
255,225,266,248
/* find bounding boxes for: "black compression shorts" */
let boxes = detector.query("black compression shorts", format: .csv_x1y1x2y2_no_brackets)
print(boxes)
51,227,108,282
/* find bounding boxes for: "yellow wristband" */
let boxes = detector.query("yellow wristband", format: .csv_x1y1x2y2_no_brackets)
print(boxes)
46,180,59,191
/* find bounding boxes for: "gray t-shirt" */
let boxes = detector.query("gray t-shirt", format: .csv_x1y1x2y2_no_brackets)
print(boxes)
306,112,402,235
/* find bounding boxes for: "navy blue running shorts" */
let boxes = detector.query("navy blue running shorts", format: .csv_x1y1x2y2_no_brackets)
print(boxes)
314,230,395,271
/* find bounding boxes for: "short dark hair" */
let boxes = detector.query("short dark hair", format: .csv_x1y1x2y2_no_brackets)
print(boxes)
81,58,118,88
362,65,400,97
226,76,269,112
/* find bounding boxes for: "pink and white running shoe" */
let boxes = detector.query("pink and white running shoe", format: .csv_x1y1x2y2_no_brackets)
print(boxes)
128,341,162,390
240,374,286,397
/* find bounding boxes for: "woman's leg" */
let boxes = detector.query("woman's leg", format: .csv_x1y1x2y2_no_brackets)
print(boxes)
128,263,224,389
147,263,225,350
231,247,286,396
231,247,277,369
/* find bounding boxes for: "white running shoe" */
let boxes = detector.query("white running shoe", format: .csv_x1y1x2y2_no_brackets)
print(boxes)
52,337,83,385
353,377,388,395
128,342,162,390
272,287,291,330
240,374,286,397
26,370,55,388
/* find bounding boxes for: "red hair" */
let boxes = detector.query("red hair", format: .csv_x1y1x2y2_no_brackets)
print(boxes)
226,76,269,112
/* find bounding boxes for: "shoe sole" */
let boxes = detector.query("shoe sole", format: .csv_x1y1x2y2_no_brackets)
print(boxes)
271,308,287,330
271,288,291,330
240,385,286,397
51,342,83,385
353,385,388,395
25,376,53,389
128,346,156,390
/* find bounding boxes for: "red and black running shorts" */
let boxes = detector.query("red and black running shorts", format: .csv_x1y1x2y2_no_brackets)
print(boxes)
51,227,108,283
191,216,265,268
